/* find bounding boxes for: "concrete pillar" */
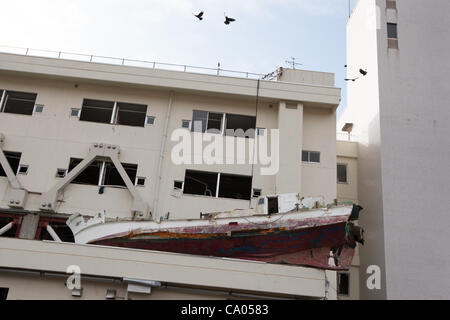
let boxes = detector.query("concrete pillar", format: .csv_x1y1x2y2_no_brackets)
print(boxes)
276,102,303,194
18,214,40,240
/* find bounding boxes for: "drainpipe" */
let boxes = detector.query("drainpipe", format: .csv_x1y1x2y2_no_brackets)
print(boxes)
153,92,174,221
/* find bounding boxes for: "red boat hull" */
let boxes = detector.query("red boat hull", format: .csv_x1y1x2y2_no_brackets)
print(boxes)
92,221,357,270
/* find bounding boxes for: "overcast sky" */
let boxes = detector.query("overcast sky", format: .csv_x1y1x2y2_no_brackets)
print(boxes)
0,0,357,118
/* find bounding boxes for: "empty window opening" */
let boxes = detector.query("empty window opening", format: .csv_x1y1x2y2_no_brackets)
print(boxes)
38,222,75,242
33,104,44,113
387,23,398,39
1,90,37,115
191,110,224,134
102,162,137,188
337,164,348,183
0,216,18,238
68,158,102,186
146,116,156,125
0,151,22,177
252,188,262,198
70,108,81,117
79,99,115,124
268,197,279,214
302,150,321,163
116,102,147,127
218,173,252,200
183,170,218,197
135,177,146,187
56,168,67,178
0,287,9,300
225,114,256,138
17,165,29,175
174,180,184,190
338,273,350,296
181,120,191,129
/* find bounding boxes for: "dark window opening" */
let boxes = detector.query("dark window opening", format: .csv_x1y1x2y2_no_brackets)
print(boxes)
79,99,114,124
192,110,208,133
302,150,321,163
0,151,21,177
174,181,184,190
387,23,398,39
0,287,9,300
218,173,252,200
225,114,256,138
68,158,102,186
116,102,147,127
253,188,262,198
206,112,223,133
337,164,348,183
268,197,279,214
136,177,146,186
18,165,29,175
103,162,137,187
338,273,350,296
0,217,18,238
183,170,217,197
2,91,37,115
38,222,74,242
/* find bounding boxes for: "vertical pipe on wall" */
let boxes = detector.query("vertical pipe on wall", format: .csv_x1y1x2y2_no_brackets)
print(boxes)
152,92,174,221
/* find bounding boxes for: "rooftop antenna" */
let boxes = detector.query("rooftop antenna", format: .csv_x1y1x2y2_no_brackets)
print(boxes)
285,57,302,70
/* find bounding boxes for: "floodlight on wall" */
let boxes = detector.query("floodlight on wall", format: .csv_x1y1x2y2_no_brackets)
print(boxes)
342,123,354,133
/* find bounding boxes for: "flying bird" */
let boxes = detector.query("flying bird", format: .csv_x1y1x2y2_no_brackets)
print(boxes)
345,68,368,82
224,13,236,25
194,11,204,20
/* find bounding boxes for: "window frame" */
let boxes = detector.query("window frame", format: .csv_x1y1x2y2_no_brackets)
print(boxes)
337,272,350,296
302,150,321,164
337,163,348,184
0,90,38,116
387,23,398,39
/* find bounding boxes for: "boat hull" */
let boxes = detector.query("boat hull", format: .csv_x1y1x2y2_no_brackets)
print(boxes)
91,221,356,270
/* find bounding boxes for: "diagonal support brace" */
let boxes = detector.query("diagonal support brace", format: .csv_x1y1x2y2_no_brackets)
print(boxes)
0,133,29,208
39,143,150,219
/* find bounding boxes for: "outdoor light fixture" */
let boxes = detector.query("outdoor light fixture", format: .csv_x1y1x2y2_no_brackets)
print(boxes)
105,289,117,300
71,287,83,297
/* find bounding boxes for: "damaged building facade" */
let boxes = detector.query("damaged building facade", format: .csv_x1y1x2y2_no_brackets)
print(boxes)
0,50,359,300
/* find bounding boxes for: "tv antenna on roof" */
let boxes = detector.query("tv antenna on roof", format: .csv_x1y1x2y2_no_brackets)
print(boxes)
285,57,303,69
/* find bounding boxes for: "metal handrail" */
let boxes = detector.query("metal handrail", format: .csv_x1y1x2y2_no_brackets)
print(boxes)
0,45,265,80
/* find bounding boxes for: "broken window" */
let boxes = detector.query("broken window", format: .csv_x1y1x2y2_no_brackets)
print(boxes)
183,170,218,197
218,173,252,200
79,99,115,124
0,287,9,300
68,158,102,186
338,273,350,296
116,102,147,127
337,164,348,183
0,90,37,115
68,158,138,188
38,221,75,243
225,114,256,138
183,170,252,200
302,150,321,163
102,162,137,187
191,110,223,134
0,151,21,177
0,216,18,238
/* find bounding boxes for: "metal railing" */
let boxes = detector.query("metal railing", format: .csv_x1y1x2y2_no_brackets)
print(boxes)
0,45,265,80
336,132,358,142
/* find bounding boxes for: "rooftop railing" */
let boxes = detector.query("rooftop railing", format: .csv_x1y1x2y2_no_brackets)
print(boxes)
0,45,266,80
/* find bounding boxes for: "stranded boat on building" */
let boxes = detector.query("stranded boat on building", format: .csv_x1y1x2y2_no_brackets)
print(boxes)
67,193,364,271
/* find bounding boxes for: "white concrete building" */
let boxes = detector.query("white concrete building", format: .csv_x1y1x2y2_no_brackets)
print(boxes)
339,0,450,299
0,49,349,300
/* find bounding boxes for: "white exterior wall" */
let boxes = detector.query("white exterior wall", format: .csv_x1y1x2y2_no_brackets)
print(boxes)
341,0,450,299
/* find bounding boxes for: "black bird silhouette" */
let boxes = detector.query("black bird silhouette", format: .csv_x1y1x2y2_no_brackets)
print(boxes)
345,68,368,81
194,11,204,20
224,14,236,25
359,69,368,76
